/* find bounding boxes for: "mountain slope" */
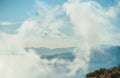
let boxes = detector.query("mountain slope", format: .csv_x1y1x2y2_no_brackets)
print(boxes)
86,65,120,78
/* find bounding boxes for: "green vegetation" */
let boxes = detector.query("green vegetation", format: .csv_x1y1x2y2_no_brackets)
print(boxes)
86,65,120,78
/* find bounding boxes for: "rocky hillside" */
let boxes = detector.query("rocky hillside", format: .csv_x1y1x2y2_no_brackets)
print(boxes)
86,65,120,78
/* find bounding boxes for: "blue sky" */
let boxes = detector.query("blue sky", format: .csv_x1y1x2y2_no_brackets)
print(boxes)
94,0,118,7
0,0,119,33
0,0,67,22
0,0,68,33
0,0,118,21
0,0,35,21
0,0,35,33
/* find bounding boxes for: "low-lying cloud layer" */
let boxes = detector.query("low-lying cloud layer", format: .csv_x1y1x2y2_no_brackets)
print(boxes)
0,0,120,78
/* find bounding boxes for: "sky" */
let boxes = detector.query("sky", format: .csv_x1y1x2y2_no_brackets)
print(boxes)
0,0,119,44
0,0,120,78
0,0,119,33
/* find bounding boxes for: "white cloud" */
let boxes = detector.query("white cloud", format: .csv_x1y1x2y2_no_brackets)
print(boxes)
0,21,16,26
17,2,82,49
63,0,120,76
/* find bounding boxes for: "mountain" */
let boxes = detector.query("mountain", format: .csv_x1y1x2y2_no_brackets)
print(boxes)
26,47,75,56
89,46,120,71
26,46,120,69
86,65,120,78
26,47,75,61
41,52,75,61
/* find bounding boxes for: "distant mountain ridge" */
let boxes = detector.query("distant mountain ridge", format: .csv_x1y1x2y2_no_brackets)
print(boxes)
26,47,75,61
26,47,75,56
26,46,120,67
41,52,75,61
89,46,120,72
